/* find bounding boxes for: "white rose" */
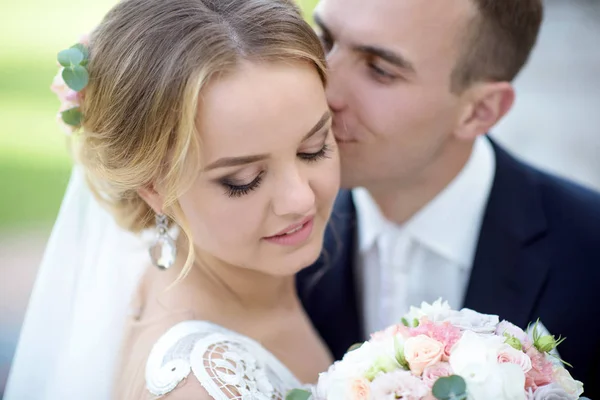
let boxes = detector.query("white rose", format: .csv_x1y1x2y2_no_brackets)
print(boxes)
450,330,504,374
315,365,364,400
450,331,525,400
314,355,369,399
553,366,584,399
344,337,397,368
496,320,529,344
528,383,575,400
322,377,370,400
404,298,452,323
444,308,499,334
460,362,525,400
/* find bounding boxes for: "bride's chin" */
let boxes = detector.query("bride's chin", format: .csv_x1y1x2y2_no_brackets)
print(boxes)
278,244,324,276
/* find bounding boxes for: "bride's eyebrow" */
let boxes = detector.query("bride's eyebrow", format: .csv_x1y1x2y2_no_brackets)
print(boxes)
301,110,332,142
204,111,332,171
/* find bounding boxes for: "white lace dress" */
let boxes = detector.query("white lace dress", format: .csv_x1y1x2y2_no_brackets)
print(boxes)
145,321,306,399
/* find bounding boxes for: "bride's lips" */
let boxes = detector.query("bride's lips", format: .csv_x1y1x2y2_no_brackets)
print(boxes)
263,216,315,246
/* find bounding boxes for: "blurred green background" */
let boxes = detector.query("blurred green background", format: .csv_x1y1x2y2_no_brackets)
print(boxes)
0,0,318,231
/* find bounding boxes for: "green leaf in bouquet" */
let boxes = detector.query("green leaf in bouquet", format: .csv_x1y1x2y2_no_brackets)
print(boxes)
393,336,409,370
401,317,410,327
57,47,84,68
530,319,567,353
61,107,83,126
62,65,89,92
432,375,467,400
364,355,399,381
503,333,523,351
286,389,312,400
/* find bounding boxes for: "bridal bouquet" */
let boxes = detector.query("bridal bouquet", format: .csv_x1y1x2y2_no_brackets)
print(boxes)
288,299,585,400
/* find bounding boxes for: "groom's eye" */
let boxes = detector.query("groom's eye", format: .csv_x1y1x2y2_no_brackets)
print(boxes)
367,60,397,84
318,32,333,53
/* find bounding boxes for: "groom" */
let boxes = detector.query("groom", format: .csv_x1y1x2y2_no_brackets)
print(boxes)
297,0,600,394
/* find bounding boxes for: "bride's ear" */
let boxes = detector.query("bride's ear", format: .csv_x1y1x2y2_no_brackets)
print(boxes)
138,185,164,215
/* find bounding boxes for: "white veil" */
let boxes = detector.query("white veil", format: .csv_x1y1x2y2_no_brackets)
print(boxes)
4,166,149,399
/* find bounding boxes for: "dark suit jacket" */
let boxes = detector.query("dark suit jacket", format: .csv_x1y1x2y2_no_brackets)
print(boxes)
297,139,600,397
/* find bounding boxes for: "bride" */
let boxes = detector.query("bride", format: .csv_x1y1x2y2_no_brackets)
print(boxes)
5,0,340,398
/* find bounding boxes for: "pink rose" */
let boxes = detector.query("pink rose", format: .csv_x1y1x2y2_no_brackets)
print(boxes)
498,343,532,374
422,362,453,388
403,335,445,376
349,377,370,400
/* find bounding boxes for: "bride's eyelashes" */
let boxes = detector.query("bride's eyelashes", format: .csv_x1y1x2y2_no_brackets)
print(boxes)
219,143,333,198
298,143,332,163
222,172,265,198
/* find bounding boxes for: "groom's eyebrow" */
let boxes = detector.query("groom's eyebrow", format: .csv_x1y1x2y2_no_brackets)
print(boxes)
355,45,416,73
313,14,415,74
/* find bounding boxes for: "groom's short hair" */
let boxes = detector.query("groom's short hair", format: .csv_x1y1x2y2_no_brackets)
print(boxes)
451,0,543,91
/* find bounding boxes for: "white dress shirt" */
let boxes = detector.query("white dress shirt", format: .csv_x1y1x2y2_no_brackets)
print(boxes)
354,136,496,336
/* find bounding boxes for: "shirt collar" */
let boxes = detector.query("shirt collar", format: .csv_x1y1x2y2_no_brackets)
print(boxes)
354,136,496,269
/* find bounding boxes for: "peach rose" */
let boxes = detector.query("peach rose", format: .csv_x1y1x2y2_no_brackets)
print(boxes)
553,366,584,398
349,377,371,400
403,335,445,376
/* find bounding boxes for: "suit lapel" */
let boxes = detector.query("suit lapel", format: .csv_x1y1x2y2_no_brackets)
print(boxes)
296,190,363,359
464,139,549,328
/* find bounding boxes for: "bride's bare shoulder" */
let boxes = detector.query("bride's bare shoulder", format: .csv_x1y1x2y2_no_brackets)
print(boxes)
113,316,192,400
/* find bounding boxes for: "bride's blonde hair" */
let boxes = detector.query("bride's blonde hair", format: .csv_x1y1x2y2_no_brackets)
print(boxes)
75,0,327,272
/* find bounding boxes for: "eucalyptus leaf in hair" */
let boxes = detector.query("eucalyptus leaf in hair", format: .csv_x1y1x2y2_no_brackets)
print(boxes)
62,65,89,92
57,44,89,91
57,48,84,67
61,107,83,126
71,43,89,61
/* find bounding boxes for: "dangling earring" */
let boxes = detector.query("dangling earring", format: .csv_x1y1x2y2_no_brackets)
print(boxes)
149,214,177,270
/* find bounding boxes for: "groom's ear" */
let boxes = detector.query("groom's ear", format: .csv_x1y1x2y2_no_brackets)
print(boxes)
138,185,164,215
454,81,515,140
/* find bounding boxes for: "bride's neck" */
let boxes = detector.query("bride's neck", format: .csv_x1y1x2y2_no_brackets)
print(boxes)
195,252,298,311
157,243,299,314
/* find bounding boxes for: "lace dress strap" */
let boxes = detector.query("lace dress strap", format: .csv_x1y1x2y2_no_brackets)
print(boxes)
145,321,301,399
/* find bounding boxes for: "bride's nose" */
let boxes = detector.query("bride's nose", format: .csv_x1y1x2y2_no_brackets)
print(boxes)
271,168,315,217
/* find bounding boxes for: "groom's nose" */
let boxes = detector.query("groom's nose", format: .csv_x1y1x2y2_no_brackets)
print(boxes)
325,49,348,113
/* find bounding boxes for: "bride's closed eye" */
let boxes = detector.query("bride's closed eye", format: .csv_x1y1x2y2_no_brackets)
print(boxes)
298,142,332,163
220,141,333,198
220,171,266,198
